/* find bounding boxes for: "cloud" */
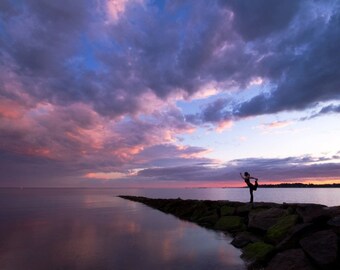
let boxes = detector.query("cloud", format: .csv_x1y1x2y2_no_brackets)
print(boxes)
300,104,340,120
0,99,196,185
134,154,340,184
257,120,292,131
185,1,340,126
0,0,339,186
224,0,302,41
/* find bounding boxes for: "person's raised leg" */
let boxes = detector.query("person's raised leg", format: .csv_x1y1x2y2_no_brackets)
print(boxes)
254,180,258,191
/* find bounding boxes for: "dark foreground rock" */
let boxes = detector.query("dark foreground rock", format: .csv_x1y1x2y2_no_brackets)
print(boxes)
300,230,338,268
266,249,313,270
119,195,340,270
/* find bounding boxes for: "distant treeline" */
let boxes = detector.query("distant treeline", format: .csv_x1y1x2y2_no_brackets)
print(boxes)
259,183,340,188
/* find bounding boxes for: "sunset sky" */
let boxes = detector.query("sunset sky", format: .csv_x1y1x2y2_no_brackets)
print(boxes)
0,0,339,187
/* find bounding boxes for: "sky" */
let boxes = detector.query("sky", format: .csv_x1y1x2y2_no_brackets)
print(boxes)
0,0,339,188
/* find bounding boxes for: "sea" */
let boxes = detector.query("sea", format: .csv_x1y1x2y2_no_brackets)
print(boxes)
0,187,339,270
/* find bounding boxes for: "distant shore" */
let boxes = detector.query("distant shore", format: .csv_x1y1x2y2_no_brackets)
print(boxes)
120,195,340,270
258,183,340,188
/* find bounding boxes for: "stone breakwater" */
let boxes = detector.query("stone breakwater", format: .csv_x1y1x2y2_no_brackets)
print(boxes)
119,195,340,270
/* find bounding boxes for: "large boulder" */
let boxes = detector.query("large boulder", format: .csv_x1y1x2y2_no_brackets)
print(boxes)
296,204,330,223
266,214,299,244
266,249,314,270
299,230,338,267
248,208,287,231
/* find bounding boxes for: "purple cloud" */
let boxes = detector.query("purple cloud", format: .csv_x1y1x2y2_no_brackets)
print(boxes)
0,0,339,186
135,155,340,184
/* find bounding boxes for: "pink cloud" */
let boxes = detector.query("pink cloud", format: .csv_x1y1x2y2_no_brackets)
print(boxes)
258,120,292,131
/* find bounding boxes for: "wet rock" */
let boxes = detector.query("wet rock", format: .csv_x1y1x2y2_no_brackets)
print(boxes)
300,230,338,267
266,214,298,244
266,249,314,270
242,242,274,264
248,208,287,231
231,231,261,248
215,216,244,232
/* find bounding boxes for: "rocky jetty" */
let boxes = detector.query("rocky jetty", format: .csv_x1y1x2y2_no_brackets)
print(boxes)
119,195,340,270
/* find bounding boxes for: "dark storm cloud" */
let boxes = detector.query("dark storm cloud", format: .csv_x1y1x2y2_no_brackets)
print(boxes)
2,0,339,121
223,0,301,41
300,104,340,120
237,10,340,116
0,0,250,118
187,1,340,125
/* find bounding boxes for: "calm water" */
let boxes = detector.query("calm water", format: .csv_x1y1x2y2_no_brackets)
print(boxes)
0,188,339,270
0,188,245,270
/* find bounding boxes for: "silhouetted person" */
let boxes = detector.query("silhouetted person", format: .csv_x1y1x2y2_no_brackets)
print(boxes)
240,172,258,203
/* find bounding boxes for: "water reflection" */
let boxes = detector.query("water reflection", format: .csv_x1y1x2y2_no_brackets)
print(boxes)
0,189,245,270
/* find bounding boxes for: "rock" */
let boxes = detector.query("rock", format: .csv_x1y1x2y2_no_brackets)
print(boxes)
196,214,219,227
266,215,299,244
231,231,261,248
236,204,253,216
327,216,340,233
172,201,197,218
327,206,340,217
276,223,314,251
300,230,338,267
242,242,274,263
327,216,340,228
215,216,244,232
266,249,314,270
190,202,211,221
253,202,281,209
248,208,287,231
296,204,330,223
220,205,235,216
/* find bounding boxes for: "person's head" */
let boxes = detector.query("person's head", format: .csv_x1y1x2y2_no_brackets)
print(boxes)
244,172,250,177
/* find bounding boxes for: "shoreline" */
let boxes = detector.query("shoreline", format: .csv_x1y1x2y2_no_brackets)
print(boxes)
119,195,340,270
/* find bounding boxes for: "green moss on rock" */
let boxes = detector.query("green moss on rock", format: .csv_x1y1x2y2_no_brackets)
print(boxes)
215,216,244,231
267,215,298,243
242,242,274,262
220,205,235,216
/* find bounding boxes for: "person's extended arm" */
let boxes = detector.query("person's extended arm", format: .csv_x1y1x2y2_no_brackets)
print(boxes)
250,176,258,180
240,172,245,180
